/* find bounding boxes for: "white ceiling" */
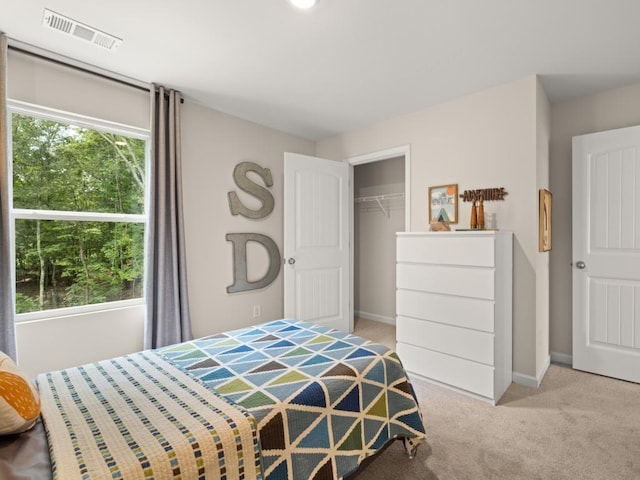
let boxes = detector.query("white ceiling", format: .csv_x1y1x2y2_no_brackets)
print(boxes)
2,0,640,141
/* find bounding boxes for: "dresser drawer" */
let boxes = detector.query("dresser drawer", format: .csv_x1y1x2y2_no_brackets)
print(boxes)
396,342,495,399
397,234,495,267
396,289,494,332
397,316,495,365
397,263,495,300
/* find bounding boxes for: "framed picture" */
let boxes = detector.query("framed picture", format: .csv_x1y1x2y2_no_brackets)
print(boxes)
539,189,552,252
428,184,458,224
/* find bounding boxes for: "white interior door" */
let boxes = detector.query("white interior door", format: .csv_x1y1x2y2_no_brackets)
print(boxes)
573,125,640,383
284,152,351,332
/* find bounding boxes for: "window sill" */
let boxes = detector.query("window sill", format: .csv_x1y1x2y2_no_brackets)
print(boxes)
15,298,145,324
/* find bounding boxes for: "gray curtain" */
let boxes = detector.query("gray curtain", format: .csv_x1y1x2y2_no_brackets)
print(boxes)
0,33,17,359
144,85,193,349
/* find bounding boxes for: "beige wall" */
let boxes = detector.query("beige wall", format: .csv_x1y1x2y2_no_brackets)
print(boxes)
16,306,145,377
549,82,640,358
318,75,548,381
180,102,315,338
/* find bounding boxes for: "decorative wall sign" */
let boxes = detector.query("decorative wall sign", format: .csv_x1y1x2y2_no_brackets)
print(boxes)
455,187,507,231
459,187,508,202
226,233,281,293
228,161,274,219
227,161,281,293
539,189,552,252
428,184,458,224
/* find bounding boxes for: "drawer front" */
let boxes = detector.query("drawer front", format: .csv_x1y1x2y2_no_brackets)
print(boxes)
397,263,495,300
396,342,495,399
396,289,494,332
397,316,495,365
397,235,495,267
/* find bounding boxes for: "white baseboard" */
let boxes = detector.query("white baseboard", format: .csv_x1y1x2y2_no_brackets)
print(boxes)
512,372,539,388
512,355,550,389
355,311,396,326
550,351,572,365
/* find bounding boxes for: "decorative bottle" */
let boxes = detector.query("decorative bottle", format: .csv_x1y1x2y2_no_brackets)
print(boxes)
477,197,485,229
470,200,477,229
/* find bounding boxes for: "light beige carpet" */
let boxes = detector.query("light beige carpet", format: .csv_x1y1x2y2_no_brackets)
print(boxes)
352,317,640,480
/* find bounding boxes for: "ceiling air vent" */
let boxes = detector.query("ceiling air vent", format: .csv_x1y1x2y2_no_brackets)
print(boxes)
42,9,122,51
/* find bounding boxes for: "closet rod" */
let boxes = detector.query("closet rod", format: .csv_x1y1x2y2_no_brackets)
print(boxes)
354,192,405,217
354,192,405,203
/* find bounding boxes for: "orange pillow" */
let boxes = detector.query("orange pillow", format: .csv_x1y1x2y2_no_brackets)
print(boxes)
0,350,40,435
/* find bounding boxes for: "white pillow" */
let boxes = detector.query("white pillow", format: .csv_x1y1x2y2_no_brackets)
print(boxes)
0,350,40,435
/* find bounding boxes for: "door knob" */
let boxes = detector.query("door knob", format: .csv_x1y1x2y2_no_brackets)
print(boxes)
575,261,586,269
287,258,296,265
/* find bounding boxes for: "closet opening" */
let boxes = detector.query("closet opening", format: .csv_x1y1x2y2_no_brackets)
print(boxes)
348,146,410,334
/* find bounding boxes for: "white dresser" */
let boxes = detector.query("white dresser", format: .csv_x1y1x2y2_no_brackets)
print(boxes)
395,231,513,404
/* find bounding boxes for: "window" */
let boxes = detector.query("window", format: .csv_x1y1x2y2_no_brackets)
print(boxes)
9,102,150,317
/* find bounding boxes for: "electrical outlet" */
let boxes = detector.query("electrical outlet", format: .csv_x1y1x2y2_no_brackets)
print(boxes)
253,305,261,318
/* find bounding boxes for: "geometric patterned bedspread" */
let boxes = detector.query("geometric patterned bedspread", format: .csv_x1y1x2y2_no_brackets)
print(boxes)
156,319,426,480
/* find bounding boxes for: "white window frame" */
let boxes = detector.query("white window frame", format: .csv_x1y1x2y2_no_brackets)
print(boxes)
7,100,151,323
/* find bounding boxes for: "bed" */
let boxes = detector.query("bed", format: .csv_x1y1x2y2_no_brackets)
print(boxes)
0,319,426,479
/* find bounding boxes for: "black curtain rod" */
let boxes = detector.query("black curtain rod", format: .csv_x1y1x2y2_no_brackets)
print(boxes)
8,43,184,103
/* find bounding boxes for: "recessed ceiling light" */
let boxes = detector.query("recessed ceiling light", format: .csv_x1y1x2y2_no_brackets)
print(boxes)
289,0,318,9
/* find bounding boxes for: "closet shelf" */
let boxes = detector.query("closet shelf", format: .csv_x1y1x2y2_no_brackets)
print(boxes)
354,192,405,217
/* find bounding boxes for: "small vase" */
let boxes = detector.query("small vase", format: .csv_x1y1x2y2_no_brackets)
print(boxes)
477,198,485,229
470,200,477,229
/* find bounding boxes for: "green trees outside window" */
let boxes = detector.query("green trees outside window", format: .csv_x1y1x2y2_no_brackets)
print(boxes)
11,111,148,314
